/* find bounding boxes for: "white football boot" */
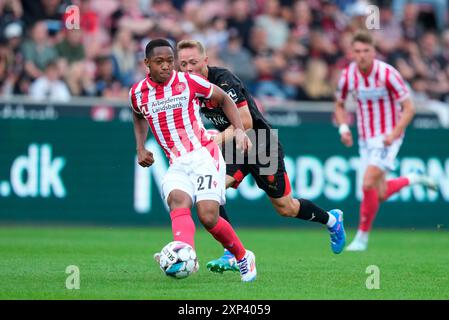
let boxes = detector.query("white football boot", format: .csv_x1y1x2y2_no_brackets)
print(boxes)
237,250,257,282
406,170,438,191
345,238,368,251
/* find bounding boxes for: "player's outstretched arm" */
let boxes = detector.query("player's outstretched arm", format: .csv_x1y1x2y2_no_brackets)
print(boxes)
334,100,353,147
209,84,252,153
214,105,253,146
132,111,154,167
384,98,415,146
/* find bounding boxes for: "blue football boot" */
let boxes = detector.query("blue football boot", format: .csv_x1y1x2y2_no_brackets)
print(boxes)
328,209,346,254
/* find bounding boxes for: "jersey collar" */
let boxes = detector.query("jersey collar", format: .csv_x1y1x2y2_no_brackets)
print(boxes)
146,70,176,88
358,59,377,79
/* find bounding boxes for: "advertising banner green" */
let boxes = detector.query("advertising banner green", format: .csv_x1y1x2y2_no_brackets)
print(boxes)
1,102,448,229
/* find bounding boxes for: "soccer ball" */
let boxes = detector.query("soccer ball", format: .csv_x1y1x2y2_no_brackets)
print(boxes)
159,241,198,279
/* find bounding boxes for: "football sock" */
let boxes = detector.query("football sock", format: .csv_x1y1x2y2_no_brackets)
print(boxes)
296,198,334,226
359,188,380,232
219,205,231,223
170,208,195,248
206,217,246,261
384,177,410,200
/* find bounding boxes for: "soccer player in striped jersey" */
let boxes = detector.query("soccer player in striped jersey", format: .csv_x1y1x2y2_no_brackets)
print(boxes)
335,31,438,251
129,39,256,281
177,39,346,273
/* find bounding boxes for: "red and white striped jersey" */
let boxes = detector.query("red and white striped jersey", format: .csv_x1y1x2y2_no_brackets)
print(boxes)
336,59,410,140
129,70,215,163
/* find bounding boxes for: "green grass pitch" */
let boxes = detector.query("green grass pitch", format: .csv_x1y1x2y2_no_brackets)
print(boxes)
0,226,448,300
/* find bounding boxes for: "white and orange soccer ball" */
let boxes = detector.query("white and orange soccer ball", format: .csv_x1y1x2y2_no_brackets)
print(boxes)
158,241,198,279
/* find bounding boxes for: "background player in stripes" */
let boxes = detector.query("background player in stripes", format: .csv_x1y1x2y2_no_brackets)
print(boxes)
177,39,346,273
334,31,438,251
129,39,256,281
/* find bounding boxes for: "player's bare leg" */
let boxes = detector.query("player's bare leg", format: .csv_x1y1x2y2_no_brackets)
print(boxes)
197,200,256,282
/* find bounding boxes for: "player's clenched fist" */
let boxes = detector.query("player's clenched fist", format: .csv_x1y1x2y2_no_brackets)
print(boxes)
235,128,252,153
137,148,154,167
341,131,353,147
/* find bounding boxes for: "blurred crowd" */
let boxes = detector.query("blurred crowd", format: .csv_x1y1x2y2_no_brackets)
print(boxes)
0,0,448,103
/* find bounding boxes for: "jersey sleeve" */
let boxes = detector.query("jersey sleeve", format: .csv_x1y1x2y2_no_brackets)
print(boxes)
129,86,141,114
386,66,410,102
217,71,248,108
335,67,349,103
186,73,214,99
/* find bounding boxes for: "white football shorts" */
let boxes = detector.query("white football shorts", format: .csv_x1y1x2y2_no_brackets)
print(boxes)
359,134,403,172
161,144,226,205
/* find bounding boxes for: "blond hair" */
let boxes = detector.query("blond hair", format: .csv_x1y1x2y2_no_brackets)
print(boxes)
351,30,375,46
177,39,206,55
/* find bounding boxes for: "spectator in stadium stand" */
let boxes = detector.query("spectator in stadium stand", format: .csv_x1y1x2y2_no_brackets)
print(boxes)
300,58,334,101
255,0,290,50
388,36,421,89
56,28,85,66
289,0,314,48
218,29,257,87
400,3,426,41
21,0,63,28
0,39,9,94
250,26,288,100
392,0,448,31
109,0,154,38
21,20,58,81
66,0,107,60
0,0,23,33
372,4,403,57
94,54,127,99
417,32,449,101
0,22,24,96
1,0,447,105
111,26,137,87
29,61,71,102
334,30,354,70
440,30,449,83
279,34,307,100
226,0,255,51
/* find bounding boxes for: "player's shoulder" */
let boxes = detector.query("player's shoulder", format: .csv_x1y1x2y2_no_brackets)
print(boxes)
338,62,356,77
180,71,209,83
129,77,151,95
374,59,395,71
208,66,241,87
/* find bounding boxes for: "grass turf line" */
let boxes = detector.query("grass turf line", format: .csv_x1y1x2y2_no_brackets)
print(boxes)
0,226,448,299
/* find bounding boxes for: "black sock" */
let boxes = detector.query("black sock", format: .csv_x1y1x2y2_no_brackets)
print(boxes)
296,199,329,225
219,205,231,223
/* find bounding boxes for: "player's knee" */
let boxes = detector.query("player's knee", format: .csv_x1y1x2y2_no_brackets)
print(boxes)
198,211,218,229
363,180,377,191
275,202,297,217
167,194,191,211
378,191,387,202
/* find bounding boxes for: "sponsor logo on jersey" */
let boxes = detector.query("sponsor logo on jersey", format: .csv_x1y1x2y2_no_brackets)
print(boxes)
226,89,238,102
173,82,186,95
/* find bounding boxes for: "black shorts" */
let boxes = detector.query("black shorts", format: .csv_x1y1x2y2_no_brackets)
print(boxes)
224,141,292,199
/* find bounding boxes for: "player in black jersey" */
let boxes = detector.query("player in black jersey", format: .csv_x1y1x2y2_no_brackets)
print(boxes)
177,40,346,273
